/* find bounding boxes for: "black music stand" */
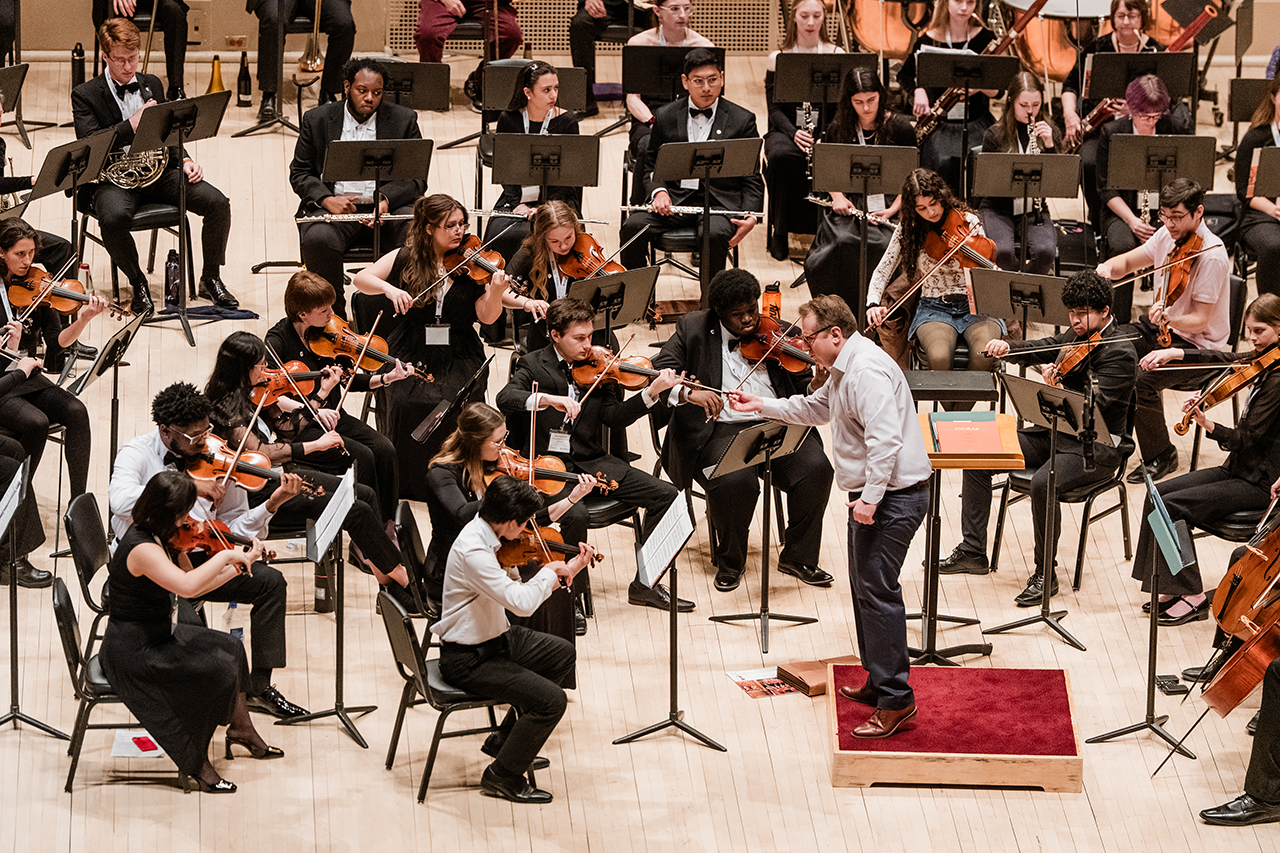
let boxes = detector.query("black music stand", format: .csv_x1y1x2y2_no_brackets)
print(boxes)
0,461,67,740
773,53,877,133
983,373,1112,651
1106,133,1216,218
607,46,728,138
440,61,589,149
380,62,452,111
614,491,725,751
491,133,599,213
1086,53,1196,102
652,137,762,294
411,355,493,444
129,90,233,346
1224,77,1271,160
276,469,376,747
916,52,1020,199
705,422,816,654
322,138,434,261
969,268,1072,335
0,63,51,150
566,265,660,342
67,311,147,473
1086,470,1196,757
1239,141,1280,201
809,143,917,329
973,152,1080,271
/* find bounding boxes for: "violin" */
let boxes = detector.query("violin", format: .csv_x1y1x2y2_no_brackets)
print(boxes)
1045,330,1105,388
304,316,433,384
558,233,625,280
1174,343,1280,436
921,209,998,273
441,233,506,286
8,268,131,318
1211,517,1280,642
570,345,663,390
1157,232,1204,347
170,516,276,561
486,446,618,495
495,524,603,570
250,360,338,407
184,434,325,495
737,315,817,374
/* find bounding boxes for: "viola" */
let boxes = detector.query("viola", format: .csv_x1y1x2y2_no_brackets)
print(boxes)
1202,609,1280,718
184,434,324,495
495,525,603,570
441,233,506,286
1045,331,1105,388
486,446,618,495
8,268,131,318
1174,343,1280,436
570,345,663,391
1211,517,1280,642
1158,232,1204,347
250,360,334,407
737,315,817,374
557,233,625,280
170,516,276,561
304,316,433,384
921,209,998,273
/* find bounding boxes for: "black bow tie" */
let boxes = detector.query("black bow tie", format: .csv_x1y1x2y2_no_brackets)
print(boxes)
162,451,186,470
727,337,741,351
115,80,140,99
689,107,713,120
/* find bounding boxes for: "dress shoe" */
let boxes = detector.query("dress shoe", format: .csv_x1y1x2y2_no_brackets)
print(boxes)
199,276,240,309
1142,597,1180,615
246,685,308,719
937,548,991,575
224,735,285,760
1157,597,1210,627
576,103,600,118
838,682,878,706
480,765,552,804
75,342,98,360
1182,658,1225,683
574,601,588,636
1126,447,1178,484
1014,572,1059,607
179,771,237,794
1199,793,1280,826
167,88,187,101
130,282,155,316
0,556,53,589
481,733,550,770
714,565,744,592
1248,710,1259,735
628,579,694,612
777,561,834,587
257,95,277,123
853,704,918,738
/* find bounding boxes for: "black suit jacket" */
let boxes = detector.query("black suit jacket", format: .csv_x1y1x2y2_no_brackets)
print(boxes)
289,100,425,218
72,72,171,157
642,96,764,213
496,344,664,481
651,309,812,489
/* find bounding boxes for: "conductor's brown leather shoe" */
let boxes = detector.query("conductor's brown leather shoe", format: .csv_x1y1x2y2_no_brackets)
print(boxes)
852,705,918,738
838,683,878,706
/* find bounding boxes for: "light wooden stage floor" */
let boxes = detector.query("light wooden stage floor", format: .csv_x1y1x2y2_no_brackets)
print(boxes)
0,55,1274,853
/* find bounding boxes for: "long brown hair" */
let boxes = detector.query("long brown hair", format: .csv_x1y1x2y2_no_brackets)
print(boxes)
519,201,583,300
1251,76,1280,129
995,72,1048,152
778,0,832,51
400,194,467,298
430,402,506,498
926,0,983,35
1247,293,1280,328
898,168,974,283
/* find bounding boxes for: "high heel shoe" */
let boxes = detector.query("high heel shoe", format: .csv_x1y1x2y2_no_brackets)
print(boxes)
224,735,285,761
178,771,237,794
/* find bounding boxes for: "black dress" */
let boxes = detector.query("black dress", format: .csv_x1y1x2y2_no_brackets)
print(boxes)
99,526,250,777
1235,124,1280,297
376,251,489,500
763,67,830,260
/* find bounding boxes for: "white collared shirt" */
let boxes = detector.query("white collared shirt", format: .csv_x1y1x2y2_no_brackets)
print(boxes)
106,72,145,153
717,322,778,423
333,104,378,202
679,98,719,191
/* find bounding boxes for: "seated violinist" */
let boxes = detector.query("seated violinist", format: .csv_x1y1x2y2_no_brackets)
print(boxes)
496,298,689,611
944,272,1137,608
1128,294,1280,626
1096,178,1232,484
652,269,834,592
865,168,1004,376
265,270,412,534
109,382,309,719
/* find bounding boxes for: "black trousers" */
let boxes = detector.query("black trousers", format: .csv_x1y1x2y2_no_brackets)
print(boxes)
190,560,286,692
1131,466,1269,596
0,383,91,498
763,130,816,261
619,210,734,304
1120,318,1214,463
439,626,576,776
568,0,631,110
335,411,398,524
259,476,403,574
92,168,230,285
573,461,678,541
961,430,1119,574
255,0,354,100
1240,212,1280,298
1246,657,1280,803
694,422,832,572
298,205,413,319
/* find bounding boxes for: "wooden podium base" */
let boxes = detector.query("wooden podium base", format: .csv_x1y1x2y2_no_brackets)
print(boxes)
827,664,1083,792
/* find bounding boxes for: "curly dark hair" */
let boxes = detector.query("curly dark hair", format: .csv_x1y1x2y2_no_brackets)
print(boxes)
1061,270,1114,313
151,382,212,428
708,268,761,317
898,168,974,284
342,57,388,87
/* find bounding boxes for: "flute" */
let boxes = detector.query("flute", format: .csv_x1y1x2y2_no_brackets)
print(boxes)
621,204,763,218
296,212,415,224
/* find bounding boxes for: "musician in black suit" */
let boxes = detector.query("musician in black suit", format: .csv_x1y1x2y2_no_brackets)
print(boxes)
289,58,425,319
496,298,691,612
618,48,762,300
246,0,354,122
72,18,236,317
92,0,189,100
651,269,834,591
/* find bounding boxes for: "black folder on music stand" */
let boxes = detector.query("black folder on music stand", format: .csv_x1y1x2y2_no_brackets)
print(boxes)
483,63,589,114
565,265,660,340
67,311,148,472
1106,133,1216,195
491,133,600,208
972,152,1080,271
412,355,494,445
1242,147,1280,199
380,61,452,111
322,137,434,260
1086,53,1196,101
773,53,877,123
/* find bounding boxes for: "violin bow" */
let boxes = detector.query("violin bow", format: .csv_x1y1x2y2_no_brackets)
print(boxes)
1150,706,1213,777
583,224,650,280
1110,245,1218,289
335,310,383,413
868,225,978,331
265,342,349,457
219,393,268,489
411,219,519,307
996,333,1142,359
528,379,540,487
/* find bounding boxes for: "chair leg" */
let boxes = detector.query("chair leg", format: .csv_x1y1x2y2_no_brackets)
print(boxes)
146,228,158,273
772,485,786,549
1118,483,1133,559
990,479,1013,573
417,707,454,803
385,680,417,770
1074,494,1098,591
1190,424,1202,471
64,700,91,793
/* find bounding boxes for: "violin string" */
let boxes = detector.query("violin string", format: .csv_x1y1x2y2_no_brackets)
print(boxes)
336,310,382,414
220,393,267,488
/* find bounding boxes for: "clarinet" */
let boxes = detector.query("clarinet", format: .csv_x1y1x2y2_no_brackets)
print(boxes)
1026,124,1044,223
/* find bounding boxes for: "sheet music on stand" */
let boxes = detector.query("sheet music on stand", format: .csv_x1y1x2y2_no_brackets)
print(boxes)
308,468,355,563
636,490,693,589
0,459,24,540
